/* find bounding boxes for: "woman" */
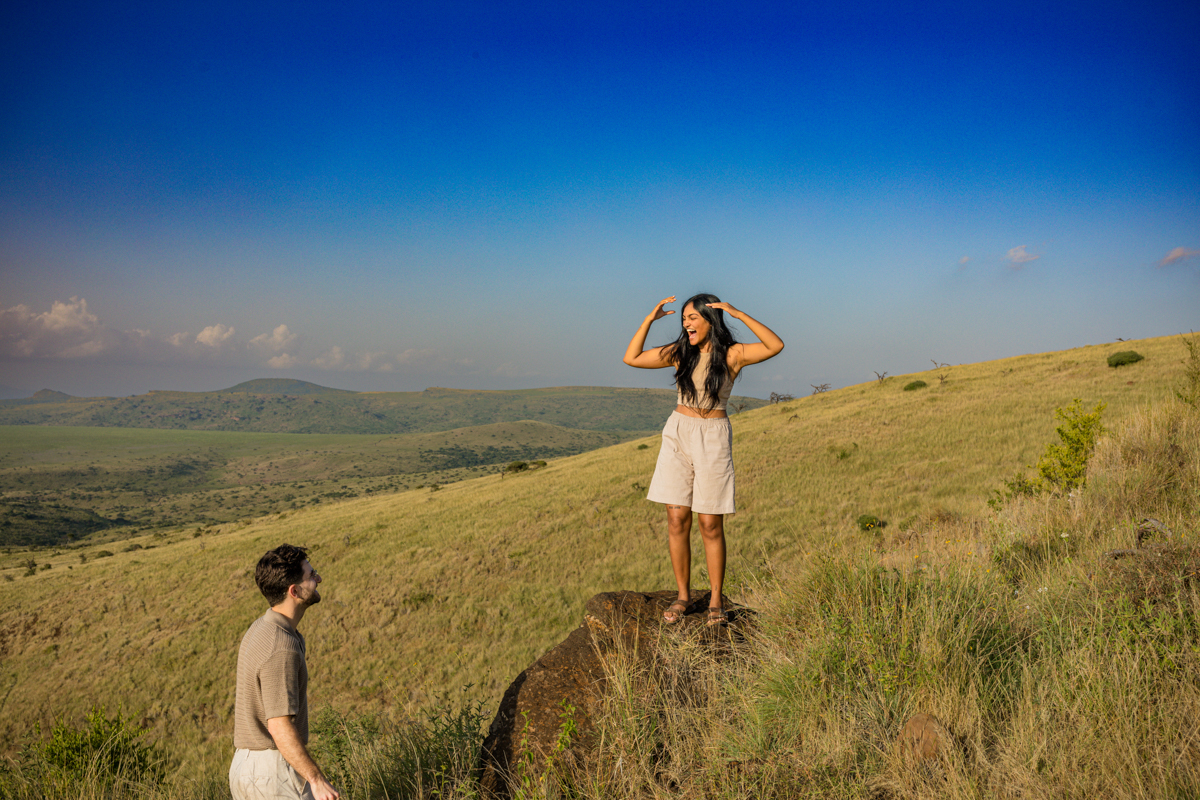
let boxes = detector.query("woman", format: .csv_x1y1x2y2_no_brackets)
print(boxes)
623,294,784,625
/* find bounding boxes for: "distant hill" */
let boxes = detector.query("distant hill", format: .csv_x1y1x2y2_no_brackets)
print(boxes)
31,388,74,400
0,384,768,435
220,378,352,395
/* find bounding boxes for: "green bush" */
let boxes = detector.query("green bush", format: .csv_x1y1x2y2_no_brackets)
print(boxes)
988,399,1106,507
1035,398,1106,493
506,461,528,473
903,380,927,391
1107,350,1144,367
20,707,165,789
856,514,886,532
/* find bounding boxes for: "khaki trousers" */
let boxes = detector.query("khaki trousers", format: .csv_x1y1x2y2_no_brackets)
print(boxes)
229,748,314,800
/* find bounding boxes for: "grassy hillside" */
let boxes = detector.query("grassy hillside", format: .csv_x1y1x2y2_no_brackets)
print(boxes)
0,421,637,547
0,384,767,435
0,333,1195,795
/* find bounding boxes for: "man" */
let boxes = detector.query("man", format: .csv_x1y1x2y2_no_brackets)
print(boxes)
230,544,340,800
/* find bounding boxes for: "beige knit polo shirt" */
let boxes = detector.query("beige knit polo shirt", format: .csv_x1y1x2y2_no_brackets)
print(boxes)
233,609,308,750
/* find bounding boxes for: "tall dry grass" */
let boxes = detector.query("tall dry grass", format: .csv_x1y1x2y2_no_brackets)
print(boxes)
2,333,1196,795
571,398,1200,799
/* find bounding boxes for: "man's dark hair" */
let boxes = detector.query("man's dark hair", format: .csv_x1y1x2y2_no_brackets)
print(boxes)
255,544,309,606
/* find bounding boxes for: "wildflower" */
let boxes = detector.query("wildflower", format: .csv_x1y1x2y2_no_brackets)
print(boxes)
1060,533,1069,538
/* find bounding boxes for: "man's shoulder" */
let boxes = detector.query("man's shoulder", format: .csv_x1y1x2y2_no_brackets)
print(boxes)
239,611,304,660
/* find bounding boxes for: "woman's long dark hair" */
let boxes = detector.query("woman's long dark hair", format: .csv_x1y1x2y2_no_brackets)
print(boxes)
662,293,737,410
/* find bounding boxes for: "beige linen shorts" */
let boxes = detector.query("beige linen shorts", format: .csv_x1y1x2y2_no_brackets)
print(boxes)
646,412,735,515
229,748,314,800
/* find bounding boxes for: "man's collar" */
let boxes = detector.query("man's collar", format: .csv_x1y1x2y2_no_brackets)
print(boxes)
264,608,298,633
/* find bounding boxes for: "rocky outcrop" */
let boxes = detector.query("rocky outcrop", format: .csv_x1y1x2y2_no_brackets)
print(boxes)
477,589,749,799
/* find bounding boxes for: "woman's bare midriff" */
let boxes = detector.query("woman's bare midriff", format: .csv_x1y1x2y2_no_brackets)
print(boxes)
674,404,727,419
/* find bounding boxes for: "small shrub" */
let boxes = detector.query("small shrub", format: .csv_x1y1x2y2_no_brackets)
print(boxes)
94,550,114,559
1035,398,1106,493
506,461,528,473
636,443,649,450
827,443,857,460
903,380,927,391
21,707,166,789
811,383,831,394
1107,350,1144,367
123,543,142,552
769,392,794,404
856,514,886,532
988,472,1040,511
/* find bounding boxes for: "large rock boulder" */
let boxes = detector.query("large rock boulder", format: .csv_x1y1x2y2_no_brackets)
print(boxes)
477,589,749,799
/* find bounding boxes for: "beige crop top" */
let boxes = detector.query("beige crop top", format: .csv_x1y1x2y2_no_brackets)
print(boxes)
676,356,734,411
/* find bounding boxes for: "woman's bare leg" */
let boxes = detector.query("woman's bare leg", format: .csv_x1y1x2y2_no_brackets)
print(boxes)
666,504,693,602
698,513,726,609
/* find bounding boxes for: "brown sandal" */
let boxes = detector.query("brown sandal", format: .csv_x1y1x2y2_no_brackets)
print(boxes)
664,600,688,624
706,607,727,627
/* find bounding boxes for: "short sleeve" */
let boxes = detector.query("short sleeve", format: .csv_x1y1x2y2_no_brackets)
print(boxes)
258,648,305,721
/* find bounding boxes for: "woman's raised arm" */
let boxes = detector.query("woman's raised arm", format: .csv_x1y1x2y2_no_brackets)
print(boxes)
623,296,677,369
708,302,784,370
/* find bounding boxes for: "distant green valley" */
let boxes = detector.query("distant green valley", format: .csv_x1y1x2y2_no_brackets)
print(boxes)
0,382,767,546
0,380,766,435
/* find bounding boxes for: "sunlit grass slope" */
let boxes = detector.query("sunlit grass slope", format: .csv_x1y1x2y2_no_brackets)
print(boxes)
0,333,1190,781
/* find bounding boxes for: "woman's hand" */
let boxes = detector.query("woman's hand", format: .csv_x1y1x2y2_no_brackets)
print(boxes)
707,301,740,319
649,296,677,322
624,296,678,369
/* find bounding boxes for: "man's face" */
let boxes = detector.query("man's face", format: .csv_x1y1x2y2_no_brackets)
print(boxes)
293,560,322,607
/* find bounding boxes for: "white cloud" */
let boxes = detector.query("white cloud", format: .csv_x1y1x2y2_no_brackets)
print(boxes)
1160,246,1200,267
0,297,114,358
311,346,346,369
1006,245,1039,268
267,353,300,368
195,324,235,347
395,348,437,365
1,297,450,377
251,324,296,352
40,297,100,332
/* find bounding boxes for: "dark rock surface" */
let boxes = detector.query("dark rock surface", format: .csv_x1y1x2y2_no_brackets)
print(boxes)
477,589,749,799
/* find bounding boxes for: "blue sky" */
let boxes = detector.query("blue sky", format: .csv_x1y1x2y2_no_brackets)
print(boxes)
2,1,1197,399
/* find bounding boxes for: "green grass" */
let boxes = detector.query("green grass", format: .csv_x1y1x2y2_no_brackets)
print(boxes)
0,332,1196,798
